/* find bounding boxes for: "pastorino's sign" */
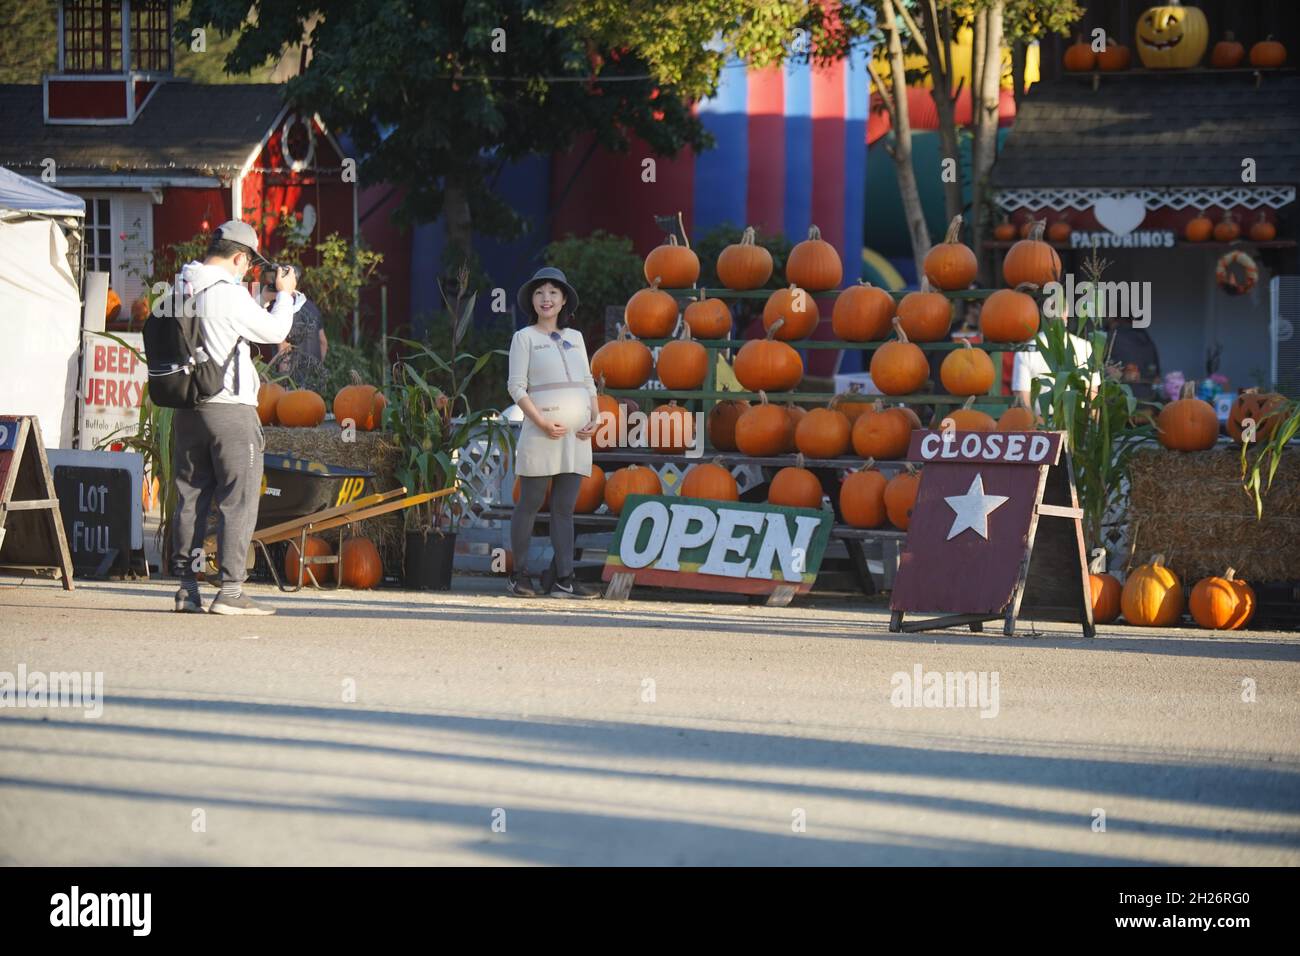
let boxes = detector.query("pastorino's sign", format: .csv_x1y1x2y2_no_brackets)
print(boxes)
602,495,832,601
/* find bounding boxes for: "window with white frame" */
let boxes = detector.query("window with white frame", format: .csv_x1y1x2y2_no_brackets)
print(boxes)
77,191,153,307
84,196,112,276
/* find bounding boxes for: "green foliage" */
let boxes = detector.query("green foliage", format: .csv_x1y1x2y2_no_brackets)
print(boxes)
691,222,792,290
271,218,385,341
0,0,57,83
539,230,645,346
180,0,711,254
320,340,385,399
1029,249,1153,548
382,265,515,534
1002,0,1088,44
1239,400,1300,520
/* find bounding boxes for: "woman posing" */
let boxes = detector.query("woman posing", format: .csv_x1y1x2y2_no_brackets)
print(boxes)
505,267,602,599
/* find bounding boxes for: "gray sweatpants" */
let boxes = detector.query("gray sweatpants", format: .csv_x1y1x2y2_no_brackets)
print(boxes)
170,403,265,585
510,473,584,578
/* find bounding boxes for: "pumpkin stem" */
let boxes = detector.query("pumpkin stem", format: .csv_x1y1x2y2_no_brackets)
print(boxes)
962,395,976,410
767,317,786,340
808,225,821,240
1089,547,1107,574
1027,220,1047,243
649,276,662,289
960,338,973,350
891,316,911,343
872,399,885,413
758,389,769,406
1180,381,1196,400
711,456,726,468
795,452,806,469
349,369,365,386
943,214,964,245
919,277,933,294
741,226,756,246
1151,553,1167,567
863,456,877,471
1013,282,1041,295
1224,567,1236,581
677,210,690,249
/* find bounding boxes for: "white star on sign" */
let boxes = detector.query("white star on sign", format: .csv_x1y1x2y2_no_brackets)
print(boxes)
944,473,1010,541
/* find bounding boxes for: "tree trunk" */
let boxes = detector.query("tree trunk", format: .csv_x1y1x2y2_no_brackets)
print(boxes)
1011,39,1027,112
920,0,963,229
970,1,1004,284
879,0,931,280
441,177,474,288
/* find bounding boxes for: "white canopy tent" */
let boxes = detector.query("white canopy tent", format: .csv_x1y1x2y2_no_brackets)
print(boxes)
0,166,85,448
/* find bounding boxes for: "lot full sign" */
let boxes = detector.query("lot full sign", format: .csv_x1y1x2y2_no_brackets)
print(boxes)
603,495,832,604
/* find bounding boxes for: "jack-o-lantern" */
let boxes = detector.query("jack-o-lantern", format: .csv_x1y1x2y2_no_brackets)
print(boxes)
1135,2,1209,69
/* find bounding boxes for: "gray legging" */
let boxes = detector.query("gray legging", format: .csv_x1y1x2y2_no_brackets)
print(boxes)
510,473,584,578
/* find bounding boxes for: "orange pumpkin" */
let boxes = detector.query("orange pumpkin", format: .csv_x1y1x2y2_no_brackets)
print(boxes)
105,287,122,321
884,466,921,530
1156,381,1219,451
707,396,751,451
940,395,997,433
649,401,696,454
923,215,977,291
1063,33,1097,71
590,324,654,389
1212,211,1240,243
997,395,1038,431
1047,218,1072,243
795,404,852,459
130,296,151,325
1097,41,1131,71
832,388,874,423
574,465,607,514
1248,212,1276,243
939,339,995,396
1189,567,1256,630
786,224,842,291
852,400,919,460
604,465,663,515
656,323,709,390
762,284,820,340
993,221,1018,242
333,378,387,431
870,317,930,396
832,281,895,341
624,278,679,338
981,286,1041,343
683,291,732,339
735,391,793,457
782,403,807,453
1002,220,1061,287
1226,388,1288,443
1088,549,1122,624
768,454,823,509
1184,213,1213,242
594,377,637,450
716,226,774,290
734,323,804,392
1121,554,1184,627
284,535,333,585
339,537,383,589
1249,36,1287,68
896,279,952,342
1210,31,1245,68
680,460,739,502
840,464,888,528
643,234,700,288
276,389,326,427
257,381,286,425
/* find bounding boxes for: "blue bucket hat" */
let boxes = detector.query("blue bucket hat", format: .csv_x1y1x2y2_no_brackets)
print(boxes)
517,266,579,319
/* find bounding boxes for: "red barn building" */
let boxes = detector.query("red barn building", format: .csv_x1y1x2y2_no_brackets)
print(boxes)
0,0,358,318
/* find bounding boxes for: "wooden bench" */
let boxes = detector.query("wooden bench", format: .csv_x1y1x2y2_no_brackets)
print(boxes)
254,486,456,591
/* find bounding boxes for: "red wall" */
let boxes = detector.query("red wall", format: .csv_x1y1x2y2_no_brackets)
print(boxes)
47,78,127,120
152,187,232,258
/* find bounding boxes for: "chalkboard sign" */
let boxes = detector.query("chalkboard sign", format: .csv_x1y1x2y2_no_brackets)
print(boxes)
53,465,133,577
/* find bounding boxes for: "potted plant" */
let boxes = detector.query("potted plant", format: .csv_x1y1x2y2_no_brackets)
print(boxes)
385,265,514,590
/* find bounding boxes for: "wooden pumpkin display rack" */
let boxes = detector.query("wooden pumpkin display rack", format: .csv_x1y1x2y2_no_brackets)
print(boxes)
595,283,1039,599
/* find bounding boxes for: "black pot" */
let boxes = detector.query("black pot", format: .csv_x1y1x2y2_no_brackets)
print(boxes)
404,531,457,590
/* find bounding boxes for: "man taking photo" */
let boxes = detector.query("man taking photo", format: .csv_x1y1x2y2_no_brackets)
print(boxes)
171,221,296,615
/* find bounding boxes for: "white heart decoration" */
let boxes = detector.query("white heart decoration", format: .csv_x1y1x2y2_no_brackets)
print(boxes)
1092,196,1147,236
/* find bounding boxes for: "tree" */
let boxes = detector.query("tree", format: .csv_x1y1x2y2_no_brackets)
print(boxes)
180,0,712,287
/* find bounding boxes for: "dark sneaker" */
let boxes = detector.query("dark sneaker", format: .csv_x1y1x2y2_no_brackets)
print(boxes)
208,592,276,616
550,575,601,599
174,588,205,613
507,573,539,598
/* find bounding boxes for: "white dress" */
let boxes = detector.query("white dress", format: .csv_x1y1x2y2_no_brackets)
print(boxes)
507,325,598,477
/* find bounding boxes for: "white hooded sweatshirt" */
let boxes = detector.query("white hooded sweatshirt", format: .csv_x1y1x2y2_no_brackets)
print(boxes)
179,260,296,406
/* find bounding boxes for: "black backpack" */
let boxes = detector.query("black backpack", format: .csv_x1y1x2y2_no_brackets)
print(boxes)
142,286,241,408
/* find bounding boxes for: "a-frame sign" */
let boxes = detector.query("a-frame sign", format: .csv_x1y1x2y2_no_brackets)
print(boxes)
889,430,1093,638
0,416,75,590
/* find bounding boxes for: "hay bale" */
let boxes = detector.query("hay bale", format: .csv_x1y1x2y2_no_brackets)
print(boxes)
263,423,408,576
1127,445,1300,584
